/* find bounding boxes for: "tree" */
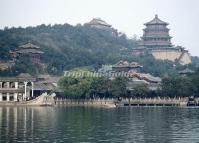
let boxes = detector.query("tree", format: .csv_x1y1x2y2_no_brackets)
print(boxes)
110,77,128,98
58,67,96,98
161,76,192,97
132,84,149,98
188,70,199,97
89,77,112,98
58,76,94,98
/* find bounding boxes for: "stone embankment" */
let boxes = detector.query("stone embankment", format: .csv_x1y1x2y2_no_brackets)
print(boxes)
0,96,195,107
55,98,116,108
54,97,193,107
118,97,189,107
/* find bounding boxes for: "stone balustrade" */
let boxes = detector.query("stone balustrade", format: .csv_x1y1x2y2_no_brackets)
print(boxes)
121,97,188,106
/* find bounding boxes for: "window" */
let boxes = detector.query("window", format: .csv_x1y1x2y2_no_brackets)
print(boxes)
9,82,15,88
2,94,7,101
9,96,14,101
2,82,8,88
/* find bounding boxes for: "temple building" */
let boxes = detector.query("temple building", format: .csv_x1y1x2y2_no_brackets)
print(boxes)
10,42,44,64
133,15,192,65
98,60,161,90
142,14,172,48
84,18,118,36
85,18,111,29
98,60,142,73
112,60,142,72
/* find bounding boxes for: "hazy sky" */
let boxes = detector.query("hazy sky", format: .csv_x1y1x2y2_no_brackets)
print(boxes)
0,0,199,56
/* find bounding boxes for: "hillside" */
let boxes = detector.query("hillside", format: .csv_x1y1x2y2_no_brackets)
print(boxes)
0,23,139,75
0,22,198,77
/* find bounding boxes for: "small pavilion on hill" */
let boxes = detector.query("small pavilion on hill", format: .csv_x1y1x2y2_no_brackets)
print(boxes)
10,42,44,64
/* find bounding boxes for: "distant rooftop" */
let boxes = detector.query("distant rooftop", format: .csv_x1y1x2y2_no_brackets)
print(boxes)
179,68,194,74
113,60,142,68
145,14,168,25
16,42,44,54
17,73,32,78
86,18,111,27
19,42,40,49
0,73,35,82
16,49,44,54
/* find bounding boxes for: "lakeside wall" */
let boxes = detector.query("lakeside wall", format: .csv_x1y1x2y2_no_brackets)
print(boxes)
119,97,189,107
0,96,195,107
54,97,191,107
55,98,116,108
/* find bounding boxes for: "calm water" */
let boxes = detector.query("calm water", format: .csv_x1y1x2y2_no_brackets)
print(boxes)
0,106,199,143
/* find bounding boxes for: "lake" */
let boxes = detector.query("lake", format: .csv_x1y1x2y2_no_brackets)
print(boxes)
0,106,199,143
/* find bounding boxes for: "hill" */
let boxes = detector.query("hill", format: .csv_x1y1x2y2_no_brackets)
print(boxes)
0,22,198,77
0,23,138,75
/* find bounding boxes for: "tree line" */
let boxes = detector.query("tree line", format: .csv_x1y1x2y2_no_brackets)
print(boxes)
58,68,199,99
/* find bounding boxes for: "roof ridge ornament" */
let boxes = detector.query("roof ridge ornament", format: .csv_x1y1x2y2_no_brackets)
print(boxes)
144,15,168,25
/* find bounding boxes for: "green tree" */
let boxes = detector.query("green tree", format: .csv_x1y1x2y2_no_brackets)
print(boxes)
132,84,149,98
110,77,128,98
58,67,96,98
161,76,192,97
58,76,94,98
90,77,112,98
188,70,199,97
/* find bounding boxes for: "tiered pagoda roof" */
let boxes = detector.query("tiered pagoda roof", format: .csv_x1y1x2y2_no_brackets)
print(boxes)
145,14,168,25
10,42,44,65
16,42,44,54
19,42,40,49
142,15,172,48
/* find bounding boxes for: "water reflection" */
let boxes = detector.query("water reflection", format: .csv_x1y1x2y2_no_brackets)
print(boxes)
0,107,199,143
0,107,56,142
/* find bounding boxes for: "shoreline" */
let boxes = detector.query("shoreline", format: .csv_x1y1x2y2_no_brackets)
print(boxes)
0,96,198,108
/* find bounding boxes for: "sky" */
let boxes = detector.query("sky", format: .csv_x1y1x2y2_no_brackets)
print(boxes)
0,0,199,56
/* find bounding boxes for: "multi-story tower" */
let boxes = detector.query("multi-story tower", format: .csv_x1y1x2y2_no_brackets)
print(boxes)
132,15,192,65
142,14,172,48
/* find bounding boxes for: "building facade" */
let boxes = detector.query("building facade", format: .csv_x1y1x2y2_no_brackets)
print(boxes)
112,60,142,72
0,74,35,102
10,42,44,64
142,14,172,48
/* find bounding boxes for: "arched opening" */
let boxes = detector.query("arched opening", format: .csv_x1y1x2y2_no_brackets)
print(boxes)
9,93,14,101
26,82,34,99
2,82,8,88
9,82,15,88
18,82,25,89
2,93,7,101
